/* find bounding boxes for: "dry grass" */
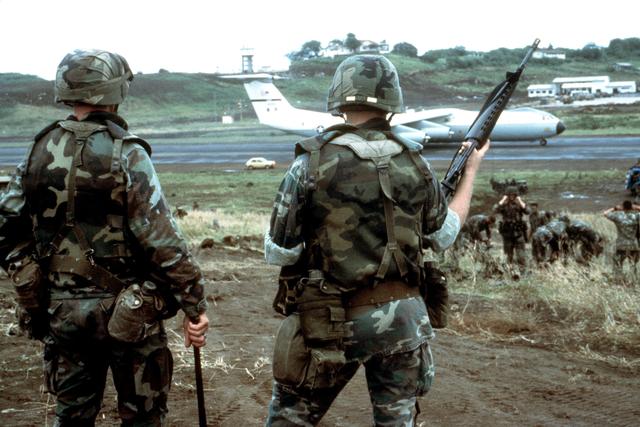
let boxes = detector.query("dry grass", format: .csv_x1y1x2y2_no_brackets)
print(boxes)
176,209,269,246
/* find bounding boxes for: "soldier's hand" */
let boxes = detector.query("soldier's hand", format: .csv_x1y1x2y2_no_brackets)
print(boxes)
184,313,209,348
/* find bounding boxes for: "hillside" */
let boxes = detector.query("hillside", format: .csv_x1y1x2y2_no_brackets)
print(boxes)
1,53,640,139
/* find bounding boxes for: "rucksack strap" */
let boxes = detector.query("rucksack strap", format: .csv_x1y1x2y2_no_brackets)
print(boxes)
374,156,408,281
48,255,127,294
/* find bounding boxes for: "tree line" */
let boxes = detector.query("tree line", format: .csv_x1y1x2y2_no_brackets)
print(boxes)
289,34,640,67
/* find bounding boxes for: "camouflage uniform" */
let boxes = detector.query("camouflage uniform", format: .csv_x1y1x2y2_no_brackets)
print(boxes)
566,219,603,263
462,214,494,245
494,196,530,272
531,226,553,264
531,220,566,264
265,114,446,425
0,50,206,426
605,210,640,273
528,205,549,239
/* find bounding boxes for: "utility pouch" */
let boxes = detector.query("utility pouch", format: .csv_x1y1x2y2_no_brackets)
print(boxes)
421,262,449,329
296,274,346,343
9,257,48,312
108,281,165,342
272,314,347,389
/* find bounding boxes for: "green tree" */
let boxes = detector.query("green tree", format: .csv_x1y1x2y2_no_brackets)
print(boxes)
301,40,322,57
345,33,362,53
392,42,418,57
288,40,323,61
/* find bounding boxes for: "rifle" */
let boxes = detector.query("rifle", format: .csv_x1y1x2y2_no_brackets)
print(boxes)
441,39,540,198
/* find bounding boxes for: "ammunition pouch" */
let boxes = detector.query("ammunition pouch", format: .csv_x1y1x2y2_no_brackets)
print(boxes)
296,275,346,343
272,270,348,389
421,262,449,329
107,281,166,343
272,313,346,390
9,256,48,313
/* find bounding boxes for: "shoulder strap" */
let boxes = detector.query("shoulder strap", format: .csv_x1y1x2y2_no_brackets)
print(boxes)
373,156,408,282
106,120,152,156
295,129,345,192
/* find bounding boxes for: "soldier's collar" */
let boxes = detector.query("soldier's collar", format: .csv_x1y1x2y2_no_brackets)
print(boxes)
70,111,129,130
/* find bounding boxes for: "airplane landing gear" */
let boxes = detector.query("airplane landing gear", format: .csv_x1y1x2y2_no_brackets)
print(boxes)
539,138,547,146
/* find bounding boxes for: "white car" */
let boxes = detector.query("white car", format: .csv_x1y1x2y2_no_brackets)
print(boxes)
245,157,276,170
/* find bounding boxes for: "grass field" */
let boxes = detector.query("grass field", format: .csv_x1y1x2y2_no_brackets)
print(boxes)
161,165,639,368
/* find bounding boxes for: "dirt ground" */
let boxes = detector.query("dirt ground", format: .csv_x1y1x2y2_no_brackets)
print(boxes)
0,159,638,426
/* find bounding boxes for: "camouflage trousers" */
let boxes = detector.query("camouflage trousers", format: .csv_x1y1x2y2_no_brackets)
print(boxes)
501,238,527,270
266,342,433,426
44,297,172,426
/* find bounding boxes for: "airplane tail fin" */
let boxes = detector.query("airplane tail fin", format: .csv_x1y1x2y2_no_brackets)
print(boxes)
243,80,295,125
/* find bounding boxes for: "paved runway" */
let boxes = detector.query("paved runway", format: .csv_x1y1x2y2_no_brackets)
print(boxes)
0,134,638,166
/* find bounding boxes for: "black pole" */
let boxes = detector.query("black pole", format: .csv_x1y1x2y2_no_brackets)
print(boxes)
190,316,207,427
193,346,207,426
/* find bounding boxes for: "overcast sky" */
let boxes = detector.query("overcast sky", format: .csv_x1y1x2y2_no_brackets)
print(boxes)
1,0,638,79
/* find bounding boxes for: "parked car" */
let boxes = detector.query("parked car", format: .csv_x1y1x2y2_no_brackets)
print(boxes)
245,157,276,170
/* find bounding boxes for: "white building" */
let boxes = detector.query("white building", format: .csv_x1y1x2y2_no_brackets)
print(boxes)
527,84,556,98
528,75,637,98
532,50,566,60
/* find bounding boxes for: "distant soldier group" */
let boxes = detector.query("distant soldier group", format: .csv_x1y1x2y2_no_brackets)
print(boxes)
444,185,636,281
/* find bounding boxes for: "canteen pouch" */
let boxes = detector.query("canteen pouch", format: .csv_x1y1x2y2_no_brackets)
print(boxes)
108,281,165,342
9,257,48,312
272,314,347,390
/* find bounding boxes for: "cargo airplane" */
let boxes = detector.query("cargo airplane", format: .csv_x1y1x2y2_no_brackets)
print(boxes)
242,79,565,146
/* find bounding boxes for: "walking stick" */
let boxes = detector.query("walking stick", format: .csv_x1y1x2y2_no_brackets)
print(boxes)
190,316,207,427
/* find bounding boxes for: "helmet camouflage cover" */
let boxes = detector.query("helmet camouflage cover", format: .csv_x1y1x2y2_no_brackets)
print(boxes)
327,54,404,115
55,49,133,106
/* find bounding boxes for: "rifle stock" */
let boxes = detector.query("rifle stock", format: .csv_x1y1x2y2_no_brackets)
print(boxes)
441,39,540,198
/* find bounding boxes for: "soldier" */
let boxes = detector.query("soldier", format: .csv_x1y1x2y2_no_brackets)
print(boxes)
462,214,496,247
531,225,554,264
494,186,530,277
604,200,640,277
263,54,488,425
566,218,604,263
0,50,209,425
528,202,548,239
545,217,570,262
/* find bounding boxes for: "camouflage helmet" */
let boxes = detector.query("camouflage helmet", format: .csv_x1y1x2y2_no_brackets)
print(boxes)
55,49,133,106
327,55,404,115
506,186,519,195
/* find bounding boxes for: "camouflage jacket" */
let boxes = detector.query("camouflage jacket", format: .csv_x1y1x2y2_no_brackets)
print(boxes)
566,219,598,243
269,119,447,359
269,120,447,288
605,210,640,251
494,200,529,240
462,214,492,242
0,112,206,318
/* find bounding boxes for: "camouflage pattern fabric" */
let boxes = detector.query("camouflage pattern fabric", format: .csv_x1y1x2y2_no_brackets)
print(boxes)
566,219,602,262
462,214,493,243
44,297,171,425
267,341,433,426
9,111,206,315
528,209,549,236
605,211,640,251
494,200,529,268
0,111,206,425
531,226,553,263
304,129,445,289
55,49,133,106
267,120,446,424
327,55,404,114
